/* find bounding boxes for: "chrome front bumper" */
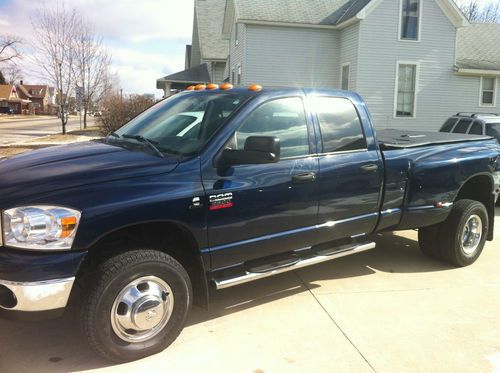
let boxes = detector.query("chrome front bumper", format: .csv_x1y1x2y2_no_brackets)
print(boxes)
0,277,75,312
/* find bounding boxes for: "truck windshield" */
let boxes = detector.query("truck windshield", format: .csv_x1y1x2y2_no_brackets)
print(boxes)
113,92,252,156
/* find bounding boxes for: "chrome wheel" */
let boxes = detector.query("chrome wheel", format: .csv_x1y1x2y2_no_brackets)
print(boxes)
111,276,174,343
461,214,482,257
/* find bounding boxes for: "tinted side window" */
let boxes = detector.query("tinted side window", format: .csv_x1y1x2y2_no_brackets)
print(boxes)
468,122,483,135
440,118,457,132
235,97,309,158
313,97,367,153
453,119,472,134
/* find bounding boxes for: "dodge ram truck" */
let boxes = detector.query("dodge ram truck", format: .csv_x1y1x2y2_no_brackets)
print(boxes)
1,85,499,361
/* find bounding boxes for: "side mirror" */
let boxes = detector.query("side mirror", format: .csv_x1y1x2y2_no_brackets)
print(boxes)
219,136,280,167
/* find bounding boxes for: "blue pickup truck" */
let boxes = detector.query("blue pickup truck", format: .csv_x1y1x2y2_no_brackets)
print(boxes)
1,86,499,361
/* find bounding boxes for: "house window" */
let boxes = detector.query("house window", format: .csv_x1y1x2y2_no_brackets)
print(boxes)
480,77,497,106
231,68,235,84
237,66,241,85
395,63,417,117
400,0,420,40
235,23,239,46
341,64,350,90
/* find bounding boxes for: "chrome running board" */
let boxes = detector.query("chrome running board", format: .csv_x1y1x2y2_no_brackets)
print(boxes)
213,242,376,290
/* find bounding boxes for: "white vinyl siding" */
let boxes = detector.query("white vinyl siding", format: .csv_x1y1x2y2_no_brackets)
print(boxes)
395,63,418,117
480,77,497,107
339,23,359,90
245,25,340,87
354,0,500,131
341,64,350,90
228,22,245,83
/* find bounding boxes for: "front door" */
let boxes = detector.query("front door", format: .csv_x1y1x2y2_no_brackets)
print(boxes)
201,96,319,269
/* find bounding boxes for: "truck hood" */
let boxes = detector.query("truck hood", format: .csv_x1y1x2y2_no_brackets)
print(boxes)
0,141,178,205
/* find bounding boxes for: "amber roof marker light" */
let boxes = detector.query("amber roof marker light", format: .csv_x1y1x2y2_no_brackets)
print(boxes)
248,84,263,92
186,85,195,91
220,83,233,90
206,83,219,90
195,84,206,91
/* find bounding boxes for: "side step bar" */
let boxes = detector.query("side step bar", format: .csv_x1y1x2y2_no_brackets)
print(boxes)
213,242,376,290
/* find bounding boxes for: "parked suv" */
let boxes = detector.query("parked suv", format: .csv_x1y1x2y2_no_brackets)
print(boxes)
439,113,500,142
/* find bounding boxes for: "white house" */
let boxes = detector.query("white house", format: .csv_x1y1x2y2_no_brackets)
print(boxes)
157,0,500,131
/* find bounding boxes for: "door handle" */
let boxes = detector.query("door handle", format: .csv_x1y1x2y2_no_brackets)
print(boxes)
360,164,379,173
292,172,317,184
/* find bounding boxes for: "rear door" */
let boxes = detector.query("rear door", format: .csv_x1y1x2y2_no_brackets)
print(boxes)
310,96,383,244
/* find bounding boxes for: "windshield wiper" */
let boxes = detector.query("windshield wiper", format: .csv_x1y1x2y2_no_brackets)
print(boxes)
108,131,121,138
121,134,164,158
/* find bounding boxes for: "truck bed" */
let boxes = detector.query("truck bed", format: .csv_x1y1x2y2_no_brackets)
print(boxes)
377,129,493,149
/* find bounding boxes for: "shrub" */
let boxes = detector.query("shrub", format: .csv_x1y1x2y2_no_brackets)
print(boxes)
98,94,155,135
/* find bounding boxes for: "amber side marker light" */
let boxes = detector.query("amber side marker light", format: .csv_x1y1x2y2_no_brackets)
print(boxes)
61,216,78,239
206,83,219,90
220,83,233,90
248,84,263,92
186,85,195,91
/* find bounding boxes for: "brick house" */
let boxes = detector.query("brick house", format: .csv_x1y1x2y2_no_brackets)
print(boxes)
0,85,31,114
16,82,50,114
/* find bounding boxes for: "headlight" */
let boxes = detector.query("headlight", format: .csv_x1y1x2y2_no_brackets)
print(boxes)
2,206,81,250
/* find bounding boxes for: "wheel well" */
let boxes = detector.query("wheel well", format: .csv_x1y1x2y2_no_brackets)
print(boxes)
455,175,494,240
78,222,209,308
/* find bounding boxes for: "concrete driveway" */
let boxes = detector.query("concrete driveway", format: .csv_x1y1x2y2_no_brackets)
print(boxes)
1,212,500,372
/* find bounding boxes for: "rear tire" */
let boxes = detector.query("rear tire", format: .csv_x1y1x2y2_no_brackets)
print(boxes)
438,199,488,267
80,249,192,362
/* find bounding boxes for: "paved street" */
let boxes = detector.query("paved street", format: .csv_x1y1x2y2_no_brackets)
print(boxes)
1,211,500,372
0,116,94,144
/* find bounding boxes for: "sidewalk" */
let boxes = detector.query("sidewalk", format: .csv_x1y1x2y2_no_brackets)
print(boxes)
0,128,101,158
0,115,54,123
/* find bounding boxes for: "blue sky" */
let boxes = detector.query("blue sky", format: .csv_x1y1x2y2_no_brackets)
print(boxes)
0,0,194,97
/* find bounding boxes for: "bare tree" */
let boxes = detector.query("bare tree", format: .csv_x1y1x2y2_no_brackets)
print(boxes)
459,0,500,23
30,5,80,134
74,21,112,128
3,64,23,84
0,35,22,64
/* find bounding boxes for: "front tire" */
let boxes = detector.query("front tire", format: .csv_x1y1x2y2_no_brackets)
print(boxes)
80,250,192,362
438,199,488,267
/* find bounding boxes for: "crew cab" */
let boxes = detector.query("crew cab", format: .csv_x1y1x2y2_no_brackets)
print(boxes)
1,85,499,361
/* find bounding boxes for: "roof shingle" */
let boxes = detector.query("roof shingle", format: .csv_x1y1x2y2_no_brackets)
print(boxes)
196,0,229,60
457,23,500,71
233,0,355,25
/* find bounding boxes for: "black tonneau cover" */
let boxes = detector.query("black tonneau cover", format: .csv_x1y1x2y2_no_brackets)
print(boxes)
377,129,493,149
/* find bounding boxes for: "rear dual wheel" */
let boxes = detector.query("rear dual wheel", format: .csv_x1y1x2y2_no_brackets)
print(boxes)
418,199,488,267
